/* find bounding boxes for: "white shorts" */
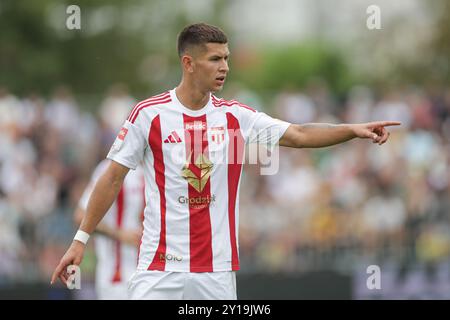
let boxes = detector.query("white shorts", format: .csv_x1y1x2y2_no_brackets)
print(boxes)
96,283,128,300
127,270,237,300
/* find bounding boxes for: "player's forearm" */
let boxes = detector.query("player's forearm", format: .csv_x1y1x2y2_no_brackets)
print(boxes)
79,173,123,235
295,123,356,148
75,206,122,241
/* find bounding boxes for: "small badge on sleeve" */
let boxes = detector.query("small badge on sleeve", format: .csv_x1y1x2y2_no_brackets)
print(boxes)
112,127,128,151
118,127,128,140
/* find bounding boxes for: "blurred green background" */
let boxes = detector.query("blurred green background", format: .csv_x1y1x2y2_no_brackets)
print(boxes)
1,0,450,299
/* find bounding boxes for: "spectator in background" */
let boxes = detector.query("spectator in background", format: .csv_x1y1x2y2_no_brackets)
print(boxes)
100,83,136,135
45,85,80,139
97,84,136,160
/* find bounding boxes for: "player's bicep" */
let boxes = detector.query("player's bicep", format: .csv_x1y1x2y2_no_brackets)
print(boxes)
247,112,291,147
279,124,302,148
88,161,129,202
106,160,131,183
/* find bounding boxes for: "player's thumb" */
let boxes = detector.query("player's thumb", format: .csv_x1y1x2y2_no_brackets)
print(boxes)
361,129,378,140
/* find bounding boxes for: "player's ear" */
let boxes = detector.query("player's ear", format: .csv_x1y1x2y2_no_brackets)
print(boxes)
181,54,194,73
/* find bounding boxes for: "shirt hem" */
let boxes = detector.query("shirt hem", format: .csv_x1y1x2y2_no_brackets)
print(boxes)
107,156,137,170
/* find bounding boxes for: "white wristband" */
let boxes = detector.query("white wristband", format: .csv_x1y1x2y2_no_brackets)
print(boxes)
74,230,90,245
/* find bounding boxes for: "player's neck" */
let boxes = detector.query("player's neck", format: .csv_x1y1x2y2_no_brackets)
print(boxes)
176,81,210,111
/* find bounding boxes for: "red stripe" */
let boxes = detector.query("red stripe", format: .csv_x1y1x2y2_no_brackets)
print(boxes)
147,115,167,271
130,97,172,124
127,92,170,121
112,187,125,282
226,113,243,271
217,101,255,112
128,93,170,121
183,114,213,272
211,96,256,112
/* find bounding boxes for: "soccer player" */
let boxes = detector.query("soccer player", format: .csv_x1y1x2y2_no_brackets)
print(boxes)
51,23,400,299
74,159,144,299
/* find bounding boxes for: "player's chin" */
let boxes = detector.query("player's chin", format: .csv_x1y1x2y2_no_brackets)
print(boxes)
211,84,224,92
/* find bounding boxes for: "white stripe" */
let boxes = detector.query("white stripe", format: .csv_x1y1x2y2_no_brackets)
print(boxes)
137,112,163,270
138,153,162,270
160,111,191,271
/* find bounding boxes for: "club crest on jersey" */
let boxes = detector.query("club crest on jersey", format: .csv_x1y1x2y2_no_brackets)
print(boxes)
210,126,225,144
181,152,213,193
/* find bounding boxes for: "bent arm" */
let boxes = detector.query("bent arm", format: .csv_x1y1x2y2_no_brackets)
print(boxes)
51,161,131,285
78,160,130,235
279,123,356,148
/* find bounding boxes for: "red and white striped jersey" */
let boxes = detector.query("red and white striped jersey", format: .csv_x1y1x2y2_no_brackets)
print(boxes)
107,89,290,272
79,160,145,286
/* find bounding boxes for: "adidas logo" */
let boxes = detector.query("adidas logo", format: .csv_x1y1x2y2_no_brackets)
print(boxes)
164,131,182,143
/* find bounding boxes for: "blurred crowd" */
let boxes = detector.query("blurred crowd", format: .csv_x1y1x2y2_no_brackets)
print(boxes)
237,82,450,283
0,84,134,284
1,82,450,288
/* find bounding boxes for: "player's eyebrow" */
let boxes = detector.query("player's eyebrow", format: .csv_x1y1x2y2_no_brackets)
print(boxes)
209,53,230,60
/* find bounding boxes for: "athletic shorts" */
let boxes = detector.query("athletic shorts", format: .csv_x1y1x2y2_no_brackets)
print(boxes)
96,282,128,300
127,270,237,300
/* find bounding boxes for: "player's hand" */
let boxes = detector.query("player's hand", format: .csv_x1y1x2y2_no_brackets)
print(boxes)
117,229,142,247
50,241,85,286
352,121,401,145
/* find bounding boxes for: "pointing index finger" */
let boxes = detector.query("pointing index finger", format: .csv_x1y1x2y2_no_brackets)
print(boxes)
372,121,401,127
51,262,65,285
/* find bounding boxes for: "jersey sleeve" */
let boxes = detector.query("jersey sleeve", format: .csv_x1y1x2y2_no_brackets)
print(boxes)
246,111,291,150
107,120,146,170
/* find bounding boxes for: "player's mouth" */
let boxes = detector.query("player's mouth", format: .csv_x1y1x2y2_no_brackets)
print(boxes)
215,75,226,86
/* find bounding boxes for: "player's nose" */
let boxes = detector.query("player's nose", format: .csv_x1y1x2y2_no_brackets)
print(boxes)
220,60,229,73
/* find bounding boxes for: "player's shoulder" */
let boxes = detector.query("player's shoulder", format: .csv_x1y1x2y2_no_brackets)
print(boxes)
127,91,172,124
211,95,257,113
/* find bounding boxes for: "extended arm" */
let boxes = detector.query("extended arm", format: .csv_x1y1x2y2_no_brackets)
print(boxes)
279,121,401,148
